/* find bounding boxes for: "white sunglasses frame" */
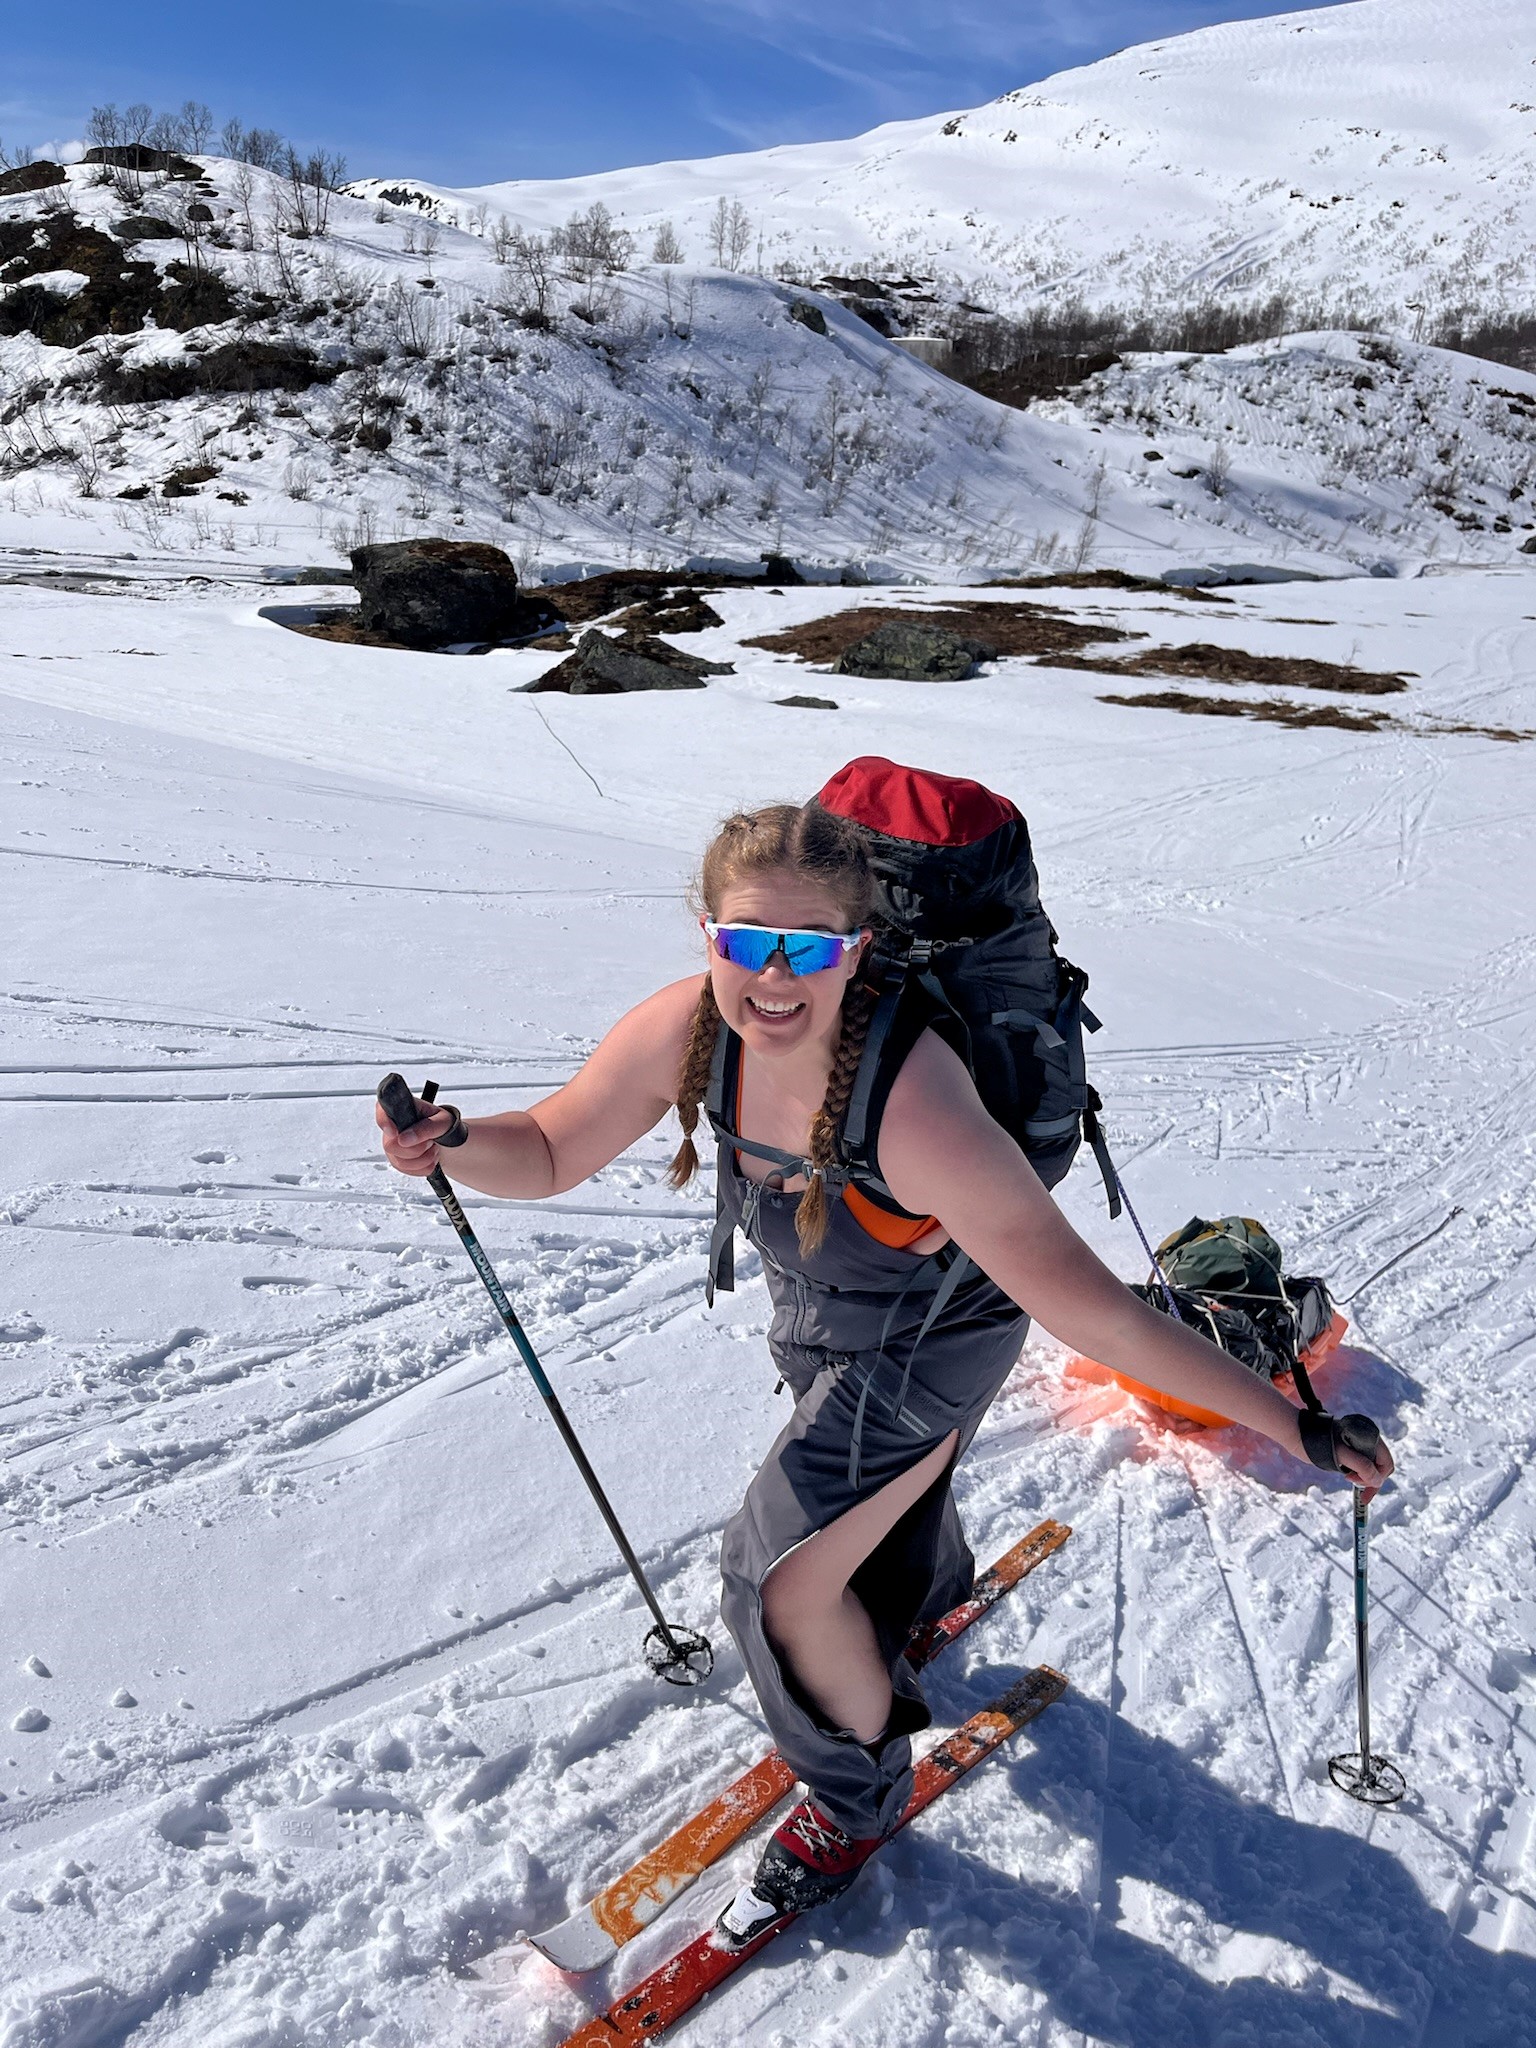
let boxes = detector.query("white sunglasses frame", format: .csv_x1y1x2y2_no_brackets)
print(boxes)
702,920,863,971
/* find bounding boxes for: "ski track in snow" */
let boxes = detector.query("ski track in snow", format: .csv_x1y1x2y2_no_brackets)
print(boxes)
1,570,1535,2046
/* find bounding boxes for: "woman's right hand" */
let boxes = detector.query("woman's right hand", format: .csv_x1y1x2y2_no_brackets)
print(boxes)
376,1096,455,1177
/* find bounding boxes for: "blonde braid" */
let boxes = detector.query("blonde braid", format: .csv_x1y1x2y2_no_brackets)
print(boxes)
668,978,722,1189
794,978,878,1257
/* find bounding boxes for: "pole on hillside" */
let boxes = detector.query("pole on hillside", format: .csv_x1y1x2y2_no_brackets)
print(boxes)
1327,1452,1406,1806
377,1072,713,1687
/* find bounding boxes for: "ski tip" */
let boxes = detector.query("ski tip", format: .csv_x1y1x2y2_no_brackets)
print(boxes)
526,1904,619,1974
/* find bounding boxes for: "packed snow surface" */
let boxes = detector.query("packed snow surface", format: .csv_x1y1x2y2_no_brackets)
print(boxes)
2,558,1535,2043
362,0,1536,320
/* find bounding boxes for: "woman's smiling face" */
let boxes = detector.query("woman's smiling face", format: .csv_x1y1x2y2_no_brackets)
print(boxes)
707,871,869,1062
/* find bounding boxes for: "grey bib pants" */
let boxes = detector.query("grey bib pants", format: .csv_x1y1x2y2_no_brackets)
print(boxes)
715,1140,1029,1838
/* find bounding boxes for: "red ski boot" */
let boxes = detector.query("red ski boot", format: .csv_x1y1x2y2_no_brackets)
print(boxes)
715,1797,881,1950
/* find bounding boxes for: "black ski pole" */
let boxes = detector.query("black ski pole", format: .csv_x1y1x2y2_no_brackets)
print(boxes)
377,1072,713,1687
1327,1421,1406,1805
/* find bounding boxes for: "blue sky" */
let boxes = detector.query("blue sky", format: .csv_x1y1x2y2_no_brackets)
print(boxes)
3,0,1355,186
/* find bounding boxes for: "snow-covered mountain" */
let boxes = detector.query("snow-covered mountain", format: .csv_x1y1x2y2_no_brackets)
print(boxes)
354,0,1536,322
4,151,1535,583
5,0,1536,583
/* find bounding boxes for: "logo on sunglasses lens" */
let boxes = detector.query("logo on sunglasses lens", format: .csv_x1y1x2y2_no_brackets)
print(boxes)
705,923,857,975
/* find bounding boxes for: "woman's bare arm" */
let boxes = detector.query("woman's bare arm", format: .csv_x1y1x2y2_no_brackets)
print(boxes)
877,1032,1393,1493
376,976,701,1198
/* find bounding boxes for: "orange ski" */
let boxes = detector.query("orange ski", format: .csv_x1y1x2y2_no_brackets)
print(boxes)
530,1518,1071,1970
558,1665,1068,2045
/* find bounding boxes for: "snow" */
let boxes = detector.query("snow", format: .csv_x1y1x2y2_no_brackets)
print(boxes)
2,270,90,300
360,0,1536,323
5,137,1535,586
2,559,1535,2044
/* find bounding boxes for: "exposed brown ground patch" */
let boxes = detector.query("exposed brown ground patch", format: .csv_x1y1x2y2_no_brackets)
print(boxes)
539,569,750,624
1100,691,1392,733
743,601,1140,668
994,569,1231,603
1100,691,1532,741
1052,641,1411,696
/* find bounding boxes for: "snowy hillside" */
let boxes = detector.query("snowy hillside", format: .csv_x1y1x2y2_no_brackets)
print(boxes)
358,0,1536,323
5,152,1536,582
2,562,1535,2044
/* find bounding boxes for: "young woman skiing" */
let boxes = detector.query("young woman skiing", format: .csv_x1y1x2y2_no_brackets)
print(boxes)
377,790,1392,1945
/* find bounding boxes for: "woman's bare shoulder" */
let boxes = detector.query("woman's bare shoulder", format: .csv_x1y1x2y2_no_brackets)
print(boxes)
596,973,707,1084
877,1025,1045,1221
875,1026,994,1188
884,1025,980,1119
645,972,709,1045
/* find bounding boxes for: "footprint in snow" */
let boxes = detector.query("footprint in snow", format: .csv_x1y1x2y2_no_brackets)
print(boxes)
1490,1647,1536,1699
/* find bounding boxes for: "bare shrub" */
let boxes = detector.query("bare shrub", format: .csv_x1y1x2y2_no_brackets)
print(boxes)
280,147,347,236
708,197,752,271
497,229,558,326
556,202,635,282
178,101,214,151
651,219,684,265
380,279,443,358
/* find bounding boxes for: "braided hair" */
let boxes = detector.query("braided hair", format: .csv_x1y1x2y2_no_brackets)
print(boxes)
794,976,877,1256
668,800,877,1258
667,976,722,1191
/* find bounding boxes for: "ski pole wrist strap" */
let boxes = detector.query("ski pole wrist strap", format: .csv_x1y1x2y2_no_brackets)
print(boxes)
432,1102,469,1149
1298,1409,1381,1472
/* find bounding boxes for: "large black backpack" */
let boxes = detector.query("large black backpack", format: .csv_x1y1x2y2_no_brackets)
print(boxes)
813,755,1120,1219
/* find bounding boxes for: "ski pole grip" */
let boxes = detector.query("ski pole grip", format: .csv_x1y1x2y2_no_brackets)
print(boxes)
1336,1413,1382,1460
378,1071,428,1133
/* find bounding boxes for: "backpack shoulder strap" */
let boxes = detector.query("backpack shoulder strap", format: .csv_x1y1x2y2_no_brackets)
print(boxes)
702,1022,739,1305
840,965,945,1207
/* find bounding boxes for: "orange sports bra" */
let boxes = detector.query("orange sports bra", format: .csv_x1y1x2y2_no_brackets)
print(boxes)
733,1066,941,1251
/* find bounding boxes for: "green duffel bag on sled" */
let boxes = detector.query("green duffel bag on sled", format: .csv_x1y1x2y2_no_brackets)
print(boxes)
1135,1214,1345,1403
1068,1212,1347,1425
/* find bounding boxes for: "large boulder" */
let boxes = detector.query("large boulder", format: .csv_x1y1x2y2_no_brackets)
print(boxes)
113,215,178,244
0,161,66,198
349,540,553,648
832,620,992,681
82,145,202,178
527,628,732,694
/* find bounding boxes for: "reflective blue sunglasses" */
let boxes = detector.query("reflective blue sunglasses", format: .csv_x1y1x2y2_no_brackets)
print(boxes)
704,921,861,976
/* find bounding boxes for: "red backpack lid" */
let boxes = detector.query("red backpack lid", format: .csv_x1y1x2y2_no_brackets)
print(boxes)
816,756,1019,848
